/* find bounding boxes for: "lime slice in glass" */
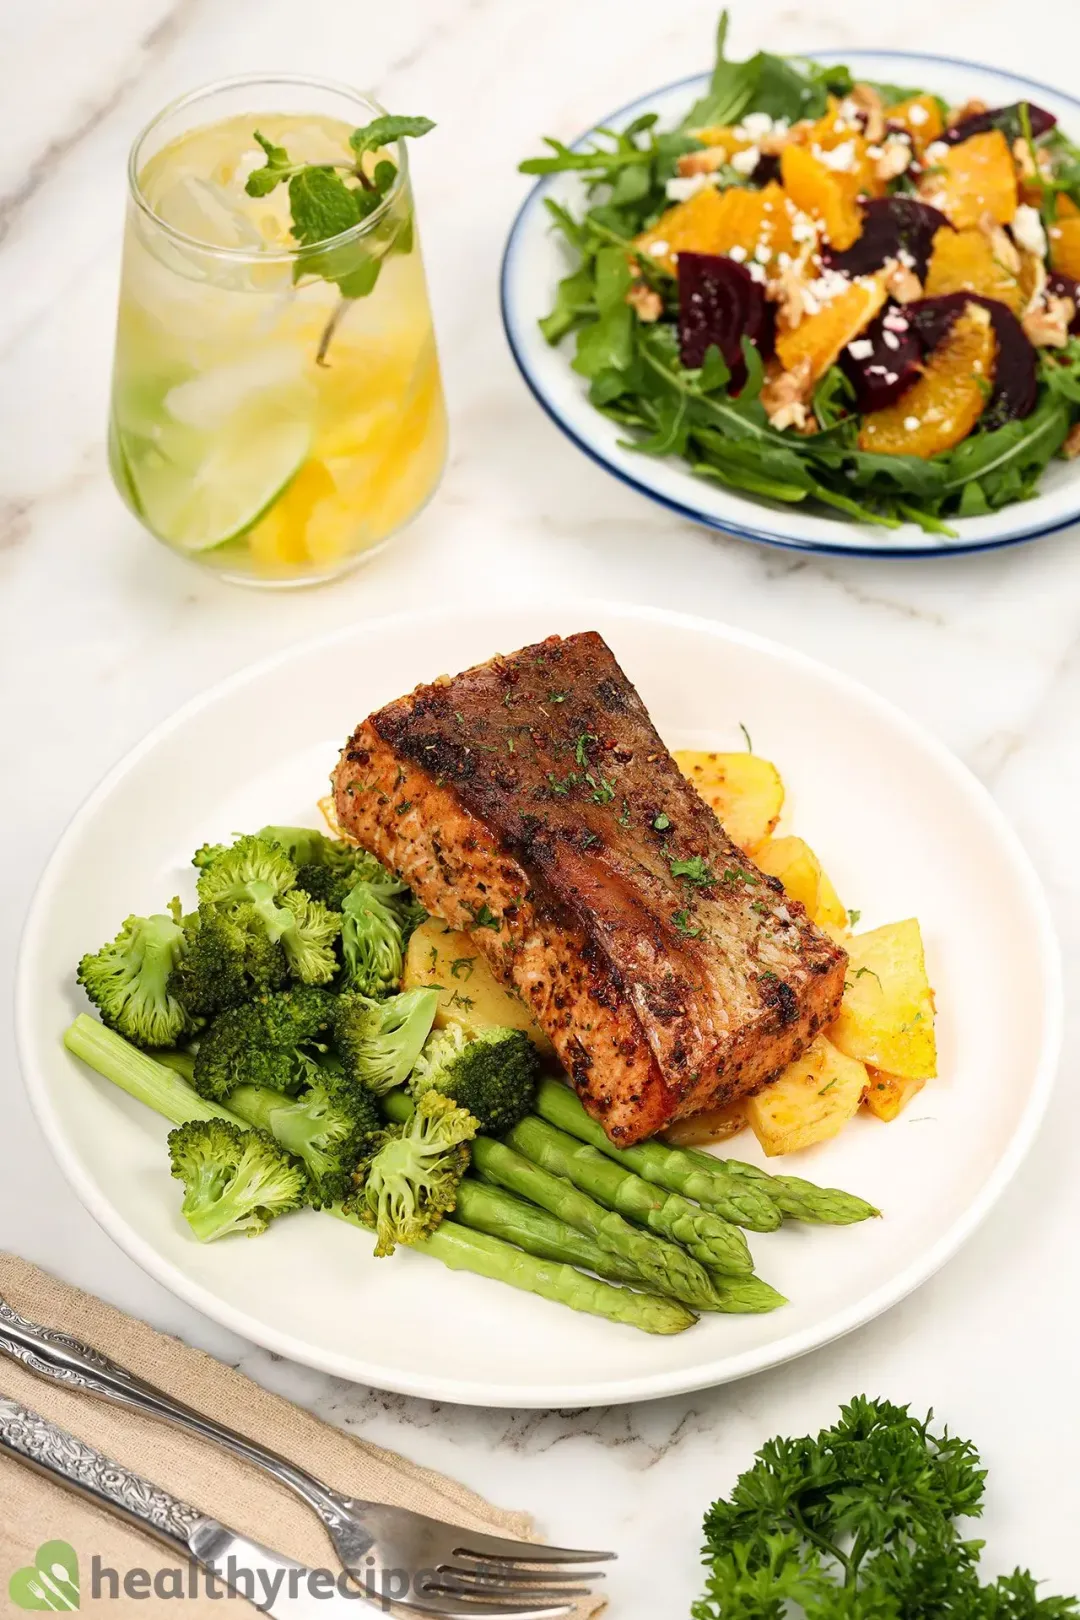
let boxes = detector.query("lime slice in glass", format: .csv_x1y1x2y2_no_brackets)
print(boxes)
126,418,312,553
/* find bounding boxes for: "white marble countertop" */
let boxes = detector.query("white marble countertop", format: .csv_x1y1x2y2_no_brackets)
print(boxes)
4,0,1080,1607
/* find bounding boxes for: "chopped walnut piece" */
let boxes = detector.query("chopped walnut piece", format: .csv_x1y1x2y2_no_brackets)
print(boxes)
850,82,887,145
766,260,819,329
875,135,913,184
1022,293,1075,348
977,212,1022,275
946,97,988,128
1012,137,1037,181
627,280,663,322
1063,422,1080,460
1020,252,1047,316
761,357,814,430
883,259,923,304
677,146,729,178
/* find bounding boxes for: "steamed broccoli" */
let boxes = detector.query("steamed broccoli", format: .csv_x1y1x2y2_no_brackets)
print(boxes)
228,1075,380,1208
195,835,341,985
333,988,439,1096
192,986,337,1103
339,879,409,995
350,1090,477,1255
409,1024,540,1135
77,902,190,1049
259,827,366,909
169,905,288,1020
167,1119,308,1241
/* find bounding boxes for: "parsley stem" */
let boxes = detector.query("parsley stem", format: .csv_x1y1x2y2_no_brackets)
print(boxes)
790,1504,850,1576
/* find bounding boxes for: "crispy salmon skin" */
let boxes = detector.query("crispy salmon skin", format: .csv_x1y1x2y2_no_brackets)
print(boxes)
333,632,846,1144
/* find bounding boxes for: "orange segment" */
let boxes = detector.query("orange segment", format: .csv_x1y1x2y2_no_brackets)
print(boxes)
857,303,996,458
713,181,800,264
885,94,943,156
798,96,882,201
924,225,1022,311
633,187,730,275
1049,215,1080,280
775,270,889,381
690,125,757,159
781,142,864,251
919,129,1017,228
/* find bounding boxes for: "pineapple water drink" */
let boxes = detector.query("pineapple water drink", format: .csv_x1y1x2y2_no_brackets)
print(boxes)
109,78,446,585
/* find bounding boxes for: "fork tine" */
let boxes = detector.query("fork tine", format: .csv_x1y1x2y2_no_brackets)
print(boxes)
400,1595,576,1620
450,1532,616,1564
424,1581,587,1606
441,1566,607,1587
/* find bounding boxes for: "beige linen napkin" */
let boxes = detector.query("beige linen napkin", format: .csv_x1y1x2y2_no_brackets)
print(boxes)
0,1255,603,1618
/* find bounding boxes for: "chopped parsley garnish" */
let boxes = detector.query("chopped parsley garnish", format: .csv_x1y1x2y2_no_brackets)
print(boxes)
426,945,439,973
448,956,476,980
618,798,632,828
847,907,861,927
671,909,704,939
467,902,501,931
852,965,882,987
395,800,412,814
653,812,671,831
547,769,579,796
448,991,476,1012
574,732,598,767
670,854,715,887
591,776,616,805
548,690,568,703
738,721,753,752
721,867,760,887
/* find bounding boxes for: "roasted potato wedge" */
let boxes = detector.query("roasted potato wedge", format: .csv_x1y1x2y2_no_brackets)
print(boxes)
746,1034,868,1156
862,1067,927,1122
674,750,784,853
663,1100,747,1147
753,834,848,936
403,917,555,1057
828,918,936,1080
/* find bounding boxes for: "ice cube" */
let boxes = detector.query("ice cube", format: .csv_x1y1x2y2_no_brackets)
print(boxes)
153,176,266,251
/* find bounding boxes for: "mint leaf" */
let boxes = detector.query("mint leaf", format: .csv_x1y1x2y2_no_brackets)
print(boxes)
350,115,435,158
288,167,361,246
245,130,293,197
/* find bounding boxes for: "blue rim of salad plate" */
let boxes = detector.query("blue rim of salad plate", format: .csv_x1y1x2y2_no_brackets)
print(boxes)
500,49,1080,559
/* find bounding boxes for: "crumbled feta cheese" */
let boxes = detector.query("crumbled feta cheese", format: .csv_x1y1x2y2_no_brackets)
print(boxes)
741,111,775,140
777,251,792,269
648,240,670,259
925,140,949,164
791,214,819,244
908,102,929,126
867,145,884,160
816,139,857,172
665,173,713,202
730,145,761,176
754,241,772,264
897,248,916,269
847,338,875,360
747,260,767,284
883,310,910,332
815,268,852,302
1013,203,1048,259
883,330,901,351
903,415,921,431
884,371,899,385
728,244,748,262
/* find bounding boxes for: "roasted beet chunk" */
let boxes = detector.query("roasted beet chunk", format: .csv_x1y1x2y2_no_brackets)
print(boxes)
824,197,951,280
908,294,1038,424
1047,270,1080,335
943,100,1057,146
841,304,923,410
677,252,774,387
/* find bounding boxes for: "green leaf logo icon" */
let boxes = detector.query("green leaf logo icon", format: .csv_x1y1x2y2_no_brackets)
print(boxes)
9,1540,80,1610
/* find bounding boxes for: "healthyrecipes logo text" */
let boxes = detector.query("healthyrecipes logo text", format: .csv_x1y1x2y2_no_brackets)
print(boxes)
10,1538,442,1607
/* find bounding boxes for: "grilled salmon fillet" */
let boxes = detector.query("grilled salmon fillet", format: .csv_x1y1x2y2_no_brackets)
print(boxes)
333,632,847,1145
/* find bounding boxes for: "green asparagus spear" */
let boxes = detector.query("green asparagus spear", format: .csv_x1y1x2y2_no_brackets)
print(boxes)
64,1016,694,1335
533,1078,781,1231
696,1155,880,1225
709,1275,787,1314
506,1113,754,1278
333,1201,694,1334
454,1180,647,1287
381,1091,718,1309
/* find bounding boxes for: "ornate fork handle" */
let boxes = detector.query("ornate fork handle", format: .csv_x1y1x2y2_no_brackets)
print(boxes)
0,1395,203,1549
0,1296,351,1525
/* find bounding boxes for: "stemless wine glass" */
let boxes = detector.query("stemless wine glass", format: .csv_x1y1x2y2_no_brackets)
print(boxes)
108,76,447,586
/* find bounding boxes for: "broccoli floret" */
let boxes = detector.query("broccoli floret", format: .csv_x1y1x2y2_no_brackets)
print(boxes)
340,881,409,995
192,986,337,1103
410,1025,540,1135
294,863,357,910
167,1119,308,1241
229,1078,381,1209
333,988,438,1096
77,902,190,1049
195,835,341,985
258,826,360,873
169,905,288,1020
350,1091,476,1256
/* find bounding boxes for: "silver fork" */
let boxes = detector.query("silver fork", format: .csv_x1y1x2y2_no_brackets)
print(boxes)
0,1297,612,1617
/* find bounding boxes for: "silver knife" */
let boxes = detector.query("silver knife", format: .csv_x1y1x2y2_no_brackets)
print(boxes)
0,1396,384,1617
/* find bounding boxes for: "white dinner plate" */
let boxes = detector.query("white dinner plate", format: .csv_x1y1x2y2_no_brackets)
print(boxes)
16,604,1061,1406
502,51,1080,557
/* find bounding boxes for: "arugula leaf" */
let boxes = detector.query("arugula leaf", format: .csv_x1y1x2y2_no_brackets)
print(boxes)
349,114,435,158
694,1397,1078,1618
682,12,757,131
539,266,597,344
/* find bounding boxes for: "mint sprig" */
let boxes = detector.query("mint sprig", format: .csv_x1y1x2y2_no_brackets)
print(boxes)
243,113,434,361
